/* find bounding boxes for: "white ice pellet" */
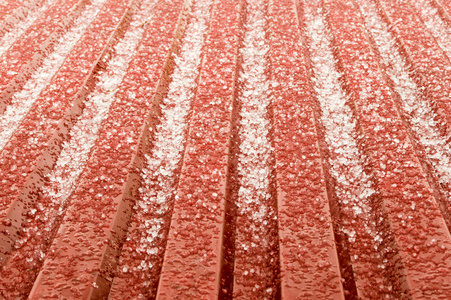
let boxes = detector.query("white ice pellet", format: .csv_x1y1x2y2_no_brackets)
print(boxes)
9,0,161,273
411,0,451,61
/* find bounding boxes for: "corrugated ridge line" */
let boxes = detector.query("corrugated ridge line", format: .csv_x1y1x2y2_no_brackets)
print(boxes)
358,0,451,237
269,0,344,298
0,0,151,297
298,0,409,297
0,0,45,42
0,0,29,27
230,0,281,298
27,0,189,298
0,0,90,113
0,0,136,273
353,0,451,297
109,0,213,297
0,0,108,153
295,0,358,296
155,0,244,298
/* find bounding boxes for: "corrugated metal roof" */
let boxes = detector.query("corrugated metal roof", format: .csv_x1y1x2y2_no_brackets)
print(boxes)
1,0,451,298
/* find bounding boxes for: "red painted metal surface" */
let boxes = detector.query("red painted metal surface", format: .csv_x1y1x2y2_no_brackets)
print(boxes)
374,0,451,230
378,0,451,136
0,0,44,36
0,0,87,112
437,0,451,21
0,0,134,269
27,0,187,298
156,0,243,298
329,0,451,297
269,0,343,298
0,0,30,25
2,0,451,299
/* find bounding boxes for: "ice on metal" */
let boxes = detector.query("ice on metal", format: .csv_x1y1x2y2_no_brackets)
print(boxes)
0,0,108,151
41,0,158,214
234,0,278,297
411,0,451,61
303,2,377,239
116,0,213,293
357,0,451,201
6,0,158,276
0,0,56,57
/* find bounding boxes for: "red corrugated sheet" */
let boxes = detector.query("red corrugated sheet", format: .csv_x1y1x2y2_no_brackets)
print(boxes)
1,0,451,298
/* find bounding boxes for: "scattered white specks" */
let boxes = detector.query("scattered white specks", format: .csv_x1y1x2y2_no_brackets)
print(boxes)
233,0,278,297
5,0,158,280
0,0,56,57
237,0,273,249
304,1,376,238
411,0,451,61
115,0,212,288
41,0,158,211
0,0,108,151
357,0,451,201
